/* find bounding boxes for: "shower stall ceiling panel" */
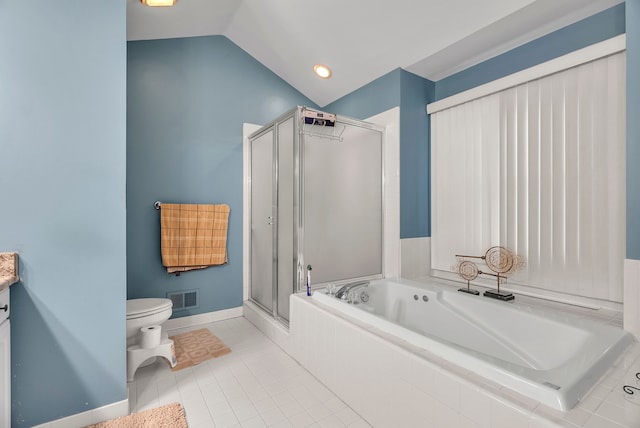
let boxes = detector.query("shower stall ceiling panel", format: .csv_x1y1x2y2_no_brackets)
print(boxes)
249,107,384,323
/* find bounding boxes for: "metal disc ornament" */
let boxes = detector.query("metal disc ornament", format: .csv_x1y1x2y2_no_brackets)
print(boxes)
484,246,514,274
458,260,479,281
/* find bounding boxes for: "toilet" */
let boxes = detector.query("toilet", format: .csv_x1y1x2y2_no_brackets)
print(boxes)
126,298,173,346
126,298,176,381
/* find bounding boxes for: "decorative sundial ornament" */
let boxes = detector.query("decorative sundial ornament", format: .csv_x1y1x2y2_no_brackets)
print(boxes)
484,246,514,274
453,246,526,301
453,260,480,295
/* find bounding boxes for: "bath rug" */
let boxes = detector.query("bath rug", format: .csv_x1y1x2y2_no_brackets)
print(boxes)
169,327,231,371
86,402,187,428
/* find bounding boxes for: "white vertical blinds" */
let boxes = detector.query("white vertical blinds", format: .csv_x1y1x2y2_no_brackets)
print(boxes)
431,96,500,272
431,51,626,302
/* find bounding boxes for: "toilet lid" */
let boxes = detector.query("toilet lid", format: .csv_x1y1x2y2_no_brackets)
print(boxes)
126,298,172,319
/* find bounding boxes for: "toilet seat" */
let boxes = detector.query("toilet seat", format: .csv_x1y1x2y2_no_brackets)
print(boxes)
126,298,172,320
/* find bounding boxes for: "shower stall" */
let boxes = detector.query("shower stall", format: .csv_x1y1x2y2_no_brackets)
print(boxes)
249,106,384,324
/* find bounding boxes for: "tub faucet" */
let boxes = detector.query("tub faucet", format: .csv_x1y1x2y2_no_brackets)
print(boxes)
335,280,369,300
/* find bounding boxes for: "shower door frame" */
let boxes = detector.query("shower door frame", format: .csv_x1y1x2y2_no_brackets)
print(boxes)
248,109,300,325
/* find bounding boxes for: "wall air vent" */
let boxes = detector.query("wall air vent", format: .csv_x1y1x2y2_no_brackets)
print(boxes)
167,289,199,311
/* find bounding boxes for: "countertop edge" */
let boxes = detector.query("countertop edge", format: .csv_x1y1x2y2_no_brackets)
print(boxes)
0,276,18,292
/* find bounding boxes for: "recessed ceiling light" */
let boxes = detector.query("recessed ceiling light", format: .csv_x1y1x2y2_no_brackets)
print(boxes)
313,64,332,79
141,0,176,6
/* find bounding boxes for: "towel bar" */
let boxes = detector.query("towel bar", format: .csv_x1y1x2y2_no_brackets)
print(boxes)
154,201,162,210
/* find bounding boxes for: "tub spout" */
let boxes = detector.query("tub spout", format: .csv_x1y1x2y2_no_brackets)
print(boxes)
335,280,369,300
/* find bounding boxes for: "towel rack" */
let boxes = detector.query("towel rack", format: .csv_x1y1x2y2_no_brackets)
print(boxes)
154,201,162,210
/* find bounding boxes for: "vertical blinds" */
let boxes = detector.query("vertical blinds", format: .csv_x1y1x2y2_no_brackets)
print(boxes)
431,52,626,302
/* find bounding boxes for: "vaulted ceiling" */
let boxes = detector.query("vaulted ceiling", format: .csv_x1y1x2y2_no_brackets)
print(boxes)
127,0,622,107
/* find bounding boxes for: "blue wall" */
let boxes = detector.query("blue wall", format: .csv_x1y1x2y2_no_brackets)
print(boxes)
628,0,640,260
400,72,435,238
325,69,435,239
436,3,626,100
0,1,127,426
127,36,317,317
325,69,402,119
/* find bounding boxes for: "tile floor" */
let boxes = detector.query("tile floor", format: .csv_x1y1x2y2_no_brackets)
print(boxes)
128,316,371,428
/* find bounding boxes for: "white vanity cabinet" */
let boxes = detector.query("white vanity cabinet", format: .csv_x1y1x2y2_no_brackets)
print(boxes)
0,287,10,428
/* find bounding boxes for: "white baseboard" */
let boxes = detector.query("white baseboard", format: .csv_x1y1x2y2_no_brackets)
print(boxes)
33,399,129,428
243,300,291,355
164,306,243,331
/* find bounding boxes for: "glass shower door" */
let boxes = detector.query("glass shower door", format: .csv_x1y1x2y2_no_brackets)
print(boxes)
302,123,383,284
250,129,274,312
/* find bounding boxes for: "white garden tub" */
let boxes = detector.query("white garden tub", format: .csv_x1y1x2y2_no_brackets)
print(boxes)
311,277,632,411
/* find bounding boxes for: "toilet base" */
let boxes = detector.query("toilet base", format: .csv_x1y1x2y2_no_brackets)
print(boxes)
127,334,177,382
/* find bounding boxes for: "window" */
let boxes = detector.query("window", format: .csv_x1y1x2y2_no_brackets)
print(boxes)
430,49,626,302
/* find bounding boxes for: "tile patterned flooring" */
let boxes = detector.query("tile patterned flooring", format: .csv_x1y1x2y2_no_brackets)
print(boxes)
128,317,371,428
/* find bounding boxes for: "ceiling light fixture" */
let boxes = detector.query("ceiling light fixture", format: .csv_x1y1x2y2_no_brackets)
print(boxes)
141,0,176,6
313,64,332,79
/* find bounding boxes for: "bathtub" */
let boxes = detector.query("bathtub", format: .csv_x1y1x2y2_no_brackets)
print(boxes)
310,277,632,411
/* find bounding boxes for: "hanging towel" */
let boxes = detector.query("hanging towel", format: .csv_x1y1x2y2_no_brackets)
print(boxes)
160,203,230,274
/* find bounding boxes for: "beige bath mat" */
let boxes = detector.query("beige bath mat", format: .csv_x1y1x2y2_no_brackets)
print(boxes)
169,327,231,371
86,402,187,428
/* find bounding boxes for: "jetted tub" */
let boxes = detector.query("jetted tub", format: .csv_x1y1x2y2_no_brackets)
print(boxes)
311,277,633,411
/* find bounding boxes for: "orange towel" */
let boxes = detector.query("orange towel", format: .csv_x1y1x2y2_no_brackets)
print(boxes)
160,203,230,274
